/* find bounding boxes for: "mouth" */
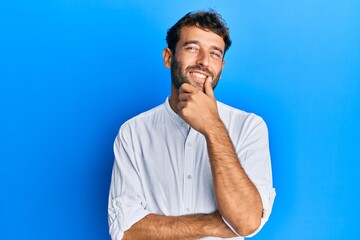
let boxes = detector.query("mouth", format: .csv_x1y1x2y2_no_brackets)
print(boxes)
190,72,208,80
189,71,209,81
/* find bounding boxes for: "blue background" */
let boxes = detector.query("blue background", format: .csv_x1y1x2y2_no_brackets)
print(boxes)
1,0,359,239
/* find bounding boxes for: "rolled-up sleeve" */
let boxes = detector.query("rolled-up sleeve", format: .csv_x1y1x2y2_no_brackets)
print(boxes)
108,124,151,240
225,114,276,238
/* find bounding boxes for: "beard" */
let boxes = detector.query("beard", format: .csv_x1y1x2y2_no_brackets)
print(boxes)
170,57,221,91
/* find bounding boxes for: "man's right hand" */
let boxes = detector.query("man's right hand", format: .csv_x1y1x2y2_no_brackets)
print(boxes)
123,211,237,239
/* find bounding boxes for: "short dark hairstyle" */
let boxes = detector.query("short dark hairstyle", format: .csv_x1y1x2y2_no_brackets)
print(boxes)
166,10,232,56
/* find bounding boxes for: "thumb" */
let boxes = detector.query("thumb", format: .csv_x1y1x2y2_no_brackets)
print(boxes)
204,77,215,98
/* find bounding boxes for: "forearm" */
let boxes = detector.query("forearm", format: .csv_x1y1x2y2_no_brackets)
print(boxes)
123,212,236,240
175,81,263,235
204,121,263,236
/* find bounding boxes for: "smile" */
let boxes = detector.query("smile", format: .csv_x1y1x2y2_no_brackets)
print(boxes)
190,72,207,79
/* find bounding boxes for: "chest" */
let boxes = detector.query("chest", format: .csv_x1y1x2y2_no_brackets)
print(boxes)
133,129,216,215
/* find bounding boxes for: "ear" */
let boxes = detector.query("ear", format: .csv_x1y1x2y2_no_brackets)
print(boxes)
162,48,172,68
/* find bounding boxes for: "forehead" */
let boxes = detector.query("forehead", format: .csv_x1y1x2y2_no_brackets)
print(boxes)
177,26,225,50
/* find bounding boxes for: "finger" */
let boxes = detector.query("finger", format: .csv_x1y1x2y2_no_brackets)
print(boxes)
204,77,215,98
178,92,190,101
179,83,195,93
176,101,187,111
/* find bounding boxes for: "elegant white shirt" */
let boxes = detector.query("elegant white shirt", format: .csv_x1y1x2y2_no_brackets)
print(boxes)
108,97,275,239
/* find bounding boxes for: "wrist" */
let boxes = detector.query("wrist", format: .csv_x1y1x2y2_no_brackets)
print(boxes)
199,213,220,237
203,119,226,139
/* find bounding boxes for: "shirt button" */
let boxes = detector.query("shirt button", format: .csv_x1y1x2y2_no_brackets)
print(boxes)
116,201,121,207
187,142,192,147
187,175,192,180
186,208,191,213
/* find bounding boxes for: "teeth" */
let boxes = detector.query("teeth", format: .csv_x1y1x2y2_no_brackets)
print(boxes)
191,72,207,79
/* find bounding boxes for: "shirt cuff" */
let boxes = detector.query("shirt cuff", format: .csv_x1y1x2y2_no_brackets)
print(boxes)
108,197,151,239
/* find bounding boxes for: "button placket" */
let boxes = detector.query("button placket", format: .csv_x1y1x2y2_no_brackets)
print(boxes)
183,130,195,214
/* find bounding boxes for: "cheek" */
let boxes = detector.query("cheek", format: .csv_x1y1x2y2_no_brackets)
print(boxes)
212,63,223,75
176,52,198,65
219,61,225,71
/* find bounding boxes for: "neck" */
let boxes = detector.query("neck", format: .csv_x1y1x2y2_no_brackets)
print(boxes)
169,84,180,114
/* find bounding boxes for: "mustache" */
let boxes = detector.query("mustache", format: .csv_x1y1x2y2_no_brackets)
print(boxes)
186,66,214,78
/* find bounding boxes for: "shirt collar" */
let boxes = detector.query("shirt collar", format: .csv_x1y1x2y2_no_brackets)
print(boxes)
164,97,190,133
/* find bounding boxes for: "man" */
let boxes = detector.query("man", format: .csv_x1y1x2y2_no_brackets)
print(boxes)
108,10,275,239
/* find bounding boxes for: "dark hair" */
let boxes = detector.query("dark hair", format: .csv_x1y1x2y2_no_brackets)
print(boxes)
166,10,232,56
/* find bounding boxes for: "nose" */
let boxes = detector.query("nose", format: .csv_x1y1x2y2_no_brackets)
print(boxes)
196,49,210,67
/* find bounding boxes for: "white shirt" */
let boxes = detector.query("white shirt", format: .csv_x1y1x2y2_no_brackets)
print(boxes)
108,97,275,239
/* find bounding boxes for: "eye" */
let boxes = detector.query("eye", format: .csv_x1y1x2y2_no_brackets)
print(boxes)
185,46,199,53
210,51,222,59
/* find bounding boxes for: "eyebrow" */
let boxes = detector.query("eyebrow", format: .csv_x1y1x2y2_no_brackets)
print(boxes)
182,40,224,55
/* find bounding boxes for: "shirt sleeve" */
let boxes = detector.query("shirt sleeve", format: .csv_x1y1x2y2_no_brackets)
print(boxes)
108,124,151,240
224,114,276,238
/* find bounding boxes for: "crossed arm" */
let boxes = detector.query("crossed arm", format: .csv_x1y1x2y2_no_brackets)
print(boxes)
122,211,236,239
120,79,263,239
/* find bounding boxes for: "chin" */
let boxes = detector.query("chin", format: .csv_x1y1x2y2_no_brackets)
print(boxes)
195,85,205,92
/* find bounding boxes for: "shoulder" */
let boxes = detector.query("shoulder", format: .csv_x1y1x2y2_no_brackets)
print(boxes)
217,101,268,139
119,103,166,133
217,101,265,124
